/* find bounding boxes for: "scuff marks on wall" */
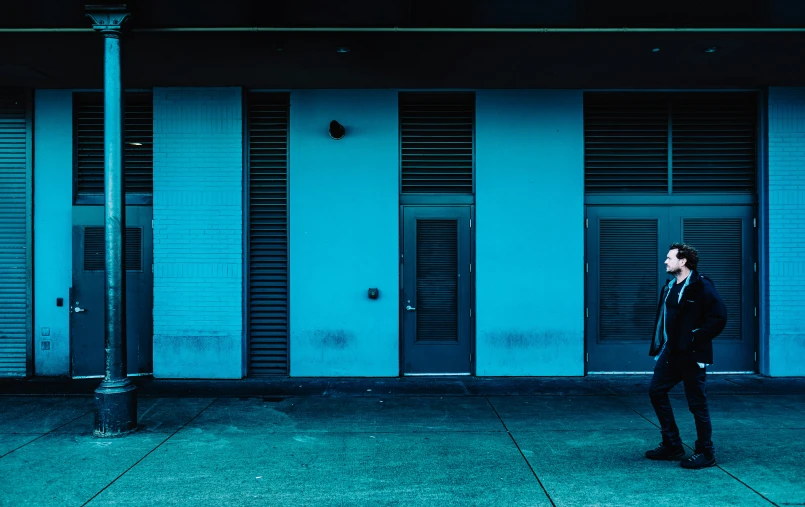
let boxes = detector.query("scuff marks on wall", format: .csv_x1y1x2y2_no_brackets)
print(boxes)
478,327,585,376
311,329,355,350
485,329,576,350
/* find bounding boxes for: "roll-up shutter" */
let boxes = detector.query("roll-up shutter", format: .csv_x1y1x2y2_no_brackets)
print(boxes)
246,92,290,376
0,90,31,377
73,92,153,203
400,92,474,194
584,92,757,194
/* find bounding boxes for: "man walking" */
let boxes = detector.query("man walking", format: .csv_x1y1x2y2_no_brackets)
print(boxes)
644,243,727,469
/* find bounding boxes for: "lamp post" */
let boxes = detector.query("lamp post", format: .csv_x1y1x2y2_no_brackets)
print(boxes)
86,4,137,437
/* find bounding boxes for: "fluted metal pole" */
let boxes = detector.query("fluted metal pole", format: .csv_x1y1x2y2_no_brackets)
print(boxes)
87,4,136,437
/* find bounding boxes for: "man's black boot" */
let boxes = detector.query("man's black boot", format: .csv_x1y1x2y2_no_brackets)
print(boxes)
645,442,685,460
681,452,716,469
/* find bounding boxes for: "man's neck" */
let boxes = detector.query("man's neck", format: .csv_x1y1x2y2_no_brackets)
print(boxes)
675,269,691,284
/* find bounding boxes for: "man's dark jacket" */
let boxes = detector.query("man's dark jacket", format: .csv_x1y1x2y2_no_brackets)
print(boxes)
649,270,728,364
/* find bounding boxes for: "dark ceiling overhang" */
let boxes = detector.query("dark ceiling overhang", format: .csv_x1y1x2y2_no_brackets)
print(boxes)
2,0,804,89
3,0,805,29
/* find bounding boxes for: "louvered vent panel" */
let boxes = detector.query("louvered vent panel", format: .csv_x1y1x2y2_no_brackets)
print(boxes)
585,93,669,193
0,90,29,377
672,93,757,193
123,93,154,195
682,219,742,341
83,228,104,271
599,219,658,341
247,93,289,376
83,227,143,271
400,93,474,194
74,92,154,200
416,220,458,342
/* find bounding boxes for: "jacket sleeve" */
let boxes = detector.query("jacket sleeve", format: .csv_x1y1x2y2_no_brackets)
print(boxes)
693,281,728,342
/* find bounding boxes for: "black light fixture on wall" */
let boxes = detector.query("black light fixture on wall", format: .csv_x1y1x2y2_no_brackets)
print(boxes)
329,120,346,140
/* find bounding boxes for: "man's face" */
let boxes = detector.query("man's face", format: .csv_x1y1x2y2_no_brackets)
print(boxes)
665,249,686,275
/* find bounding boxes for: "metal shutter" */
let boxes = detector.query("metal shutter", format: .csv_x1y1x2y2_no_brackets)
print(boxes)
0,90,31,377
682,219,743,341
585,94,669,193
246,92,289,376
672,93,757,193
73,92,154,203
400,92,474,194
599,219,658,341
584,92,757,194
416,220,459,342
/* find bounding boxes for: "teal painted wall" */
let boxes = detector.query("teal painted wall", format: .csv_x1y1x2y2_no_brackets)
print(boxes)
33,90,73,376
475,90,585,376
152,88,244,379
289,90,399,376
768,87,805,376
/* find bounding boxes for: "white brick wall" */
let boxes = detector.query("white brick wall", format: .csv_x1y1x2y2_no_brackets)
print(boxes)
152,87,243,378
768,87,805,376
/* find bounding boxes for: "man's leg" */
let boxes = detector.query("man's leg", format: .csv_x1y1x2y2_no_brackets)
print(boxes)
646,351,685,459
680,362,716,469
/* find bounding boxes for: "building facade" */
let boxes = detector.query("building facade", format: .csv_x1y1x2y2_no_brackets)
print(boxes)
1,1,804,379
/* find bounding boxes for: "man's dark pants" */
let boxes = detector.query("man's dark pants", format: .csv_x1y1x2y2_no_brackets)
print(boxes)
649,349,714,454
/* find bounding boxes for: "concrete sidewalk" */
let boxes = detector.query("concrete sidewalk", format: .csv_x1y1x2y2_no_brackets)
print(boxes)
1,375,803,506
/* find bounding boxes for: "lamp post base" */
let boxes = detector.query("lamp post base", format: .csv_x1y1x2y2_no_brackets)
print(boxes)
94,380,137,437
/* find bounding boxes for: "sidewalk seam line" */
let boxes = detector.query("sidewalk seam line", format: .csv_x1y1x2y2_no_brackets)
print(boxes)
715,466,780,507
80,397,220,507
610,396,780,506
485,396,557,507
0,408,95,460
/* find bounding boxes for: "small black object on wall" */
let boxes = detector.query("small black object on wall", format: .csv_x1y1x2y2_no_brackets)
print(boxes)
329,120,345,140
368,288,379,300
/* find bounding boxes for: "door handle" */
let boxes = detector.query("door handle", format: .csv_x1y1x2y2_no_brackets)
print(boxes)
405,305,416,311
73,306,86,313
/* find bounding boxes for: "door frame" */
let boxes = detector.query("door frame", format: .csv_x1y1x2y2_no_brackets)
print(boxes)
585,204,758,374
69,206,154,378
669,205,757,373
585,206,670,373
398,204,476,376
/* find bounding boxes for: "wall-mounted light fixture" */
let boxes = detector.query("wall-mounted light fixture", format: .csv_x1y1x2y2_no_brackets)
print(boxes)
329,120,346,140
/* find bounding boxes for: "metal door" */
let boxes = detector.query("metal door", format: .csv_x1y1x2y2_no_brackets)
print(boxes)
670,206,756,372
71,206,153,377
586,206,669,373
587,206,756,373
401,206,472,375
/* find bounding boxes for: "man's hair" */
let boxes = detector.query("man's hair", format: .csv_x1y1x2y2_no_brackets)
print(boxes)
669,242,699,271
